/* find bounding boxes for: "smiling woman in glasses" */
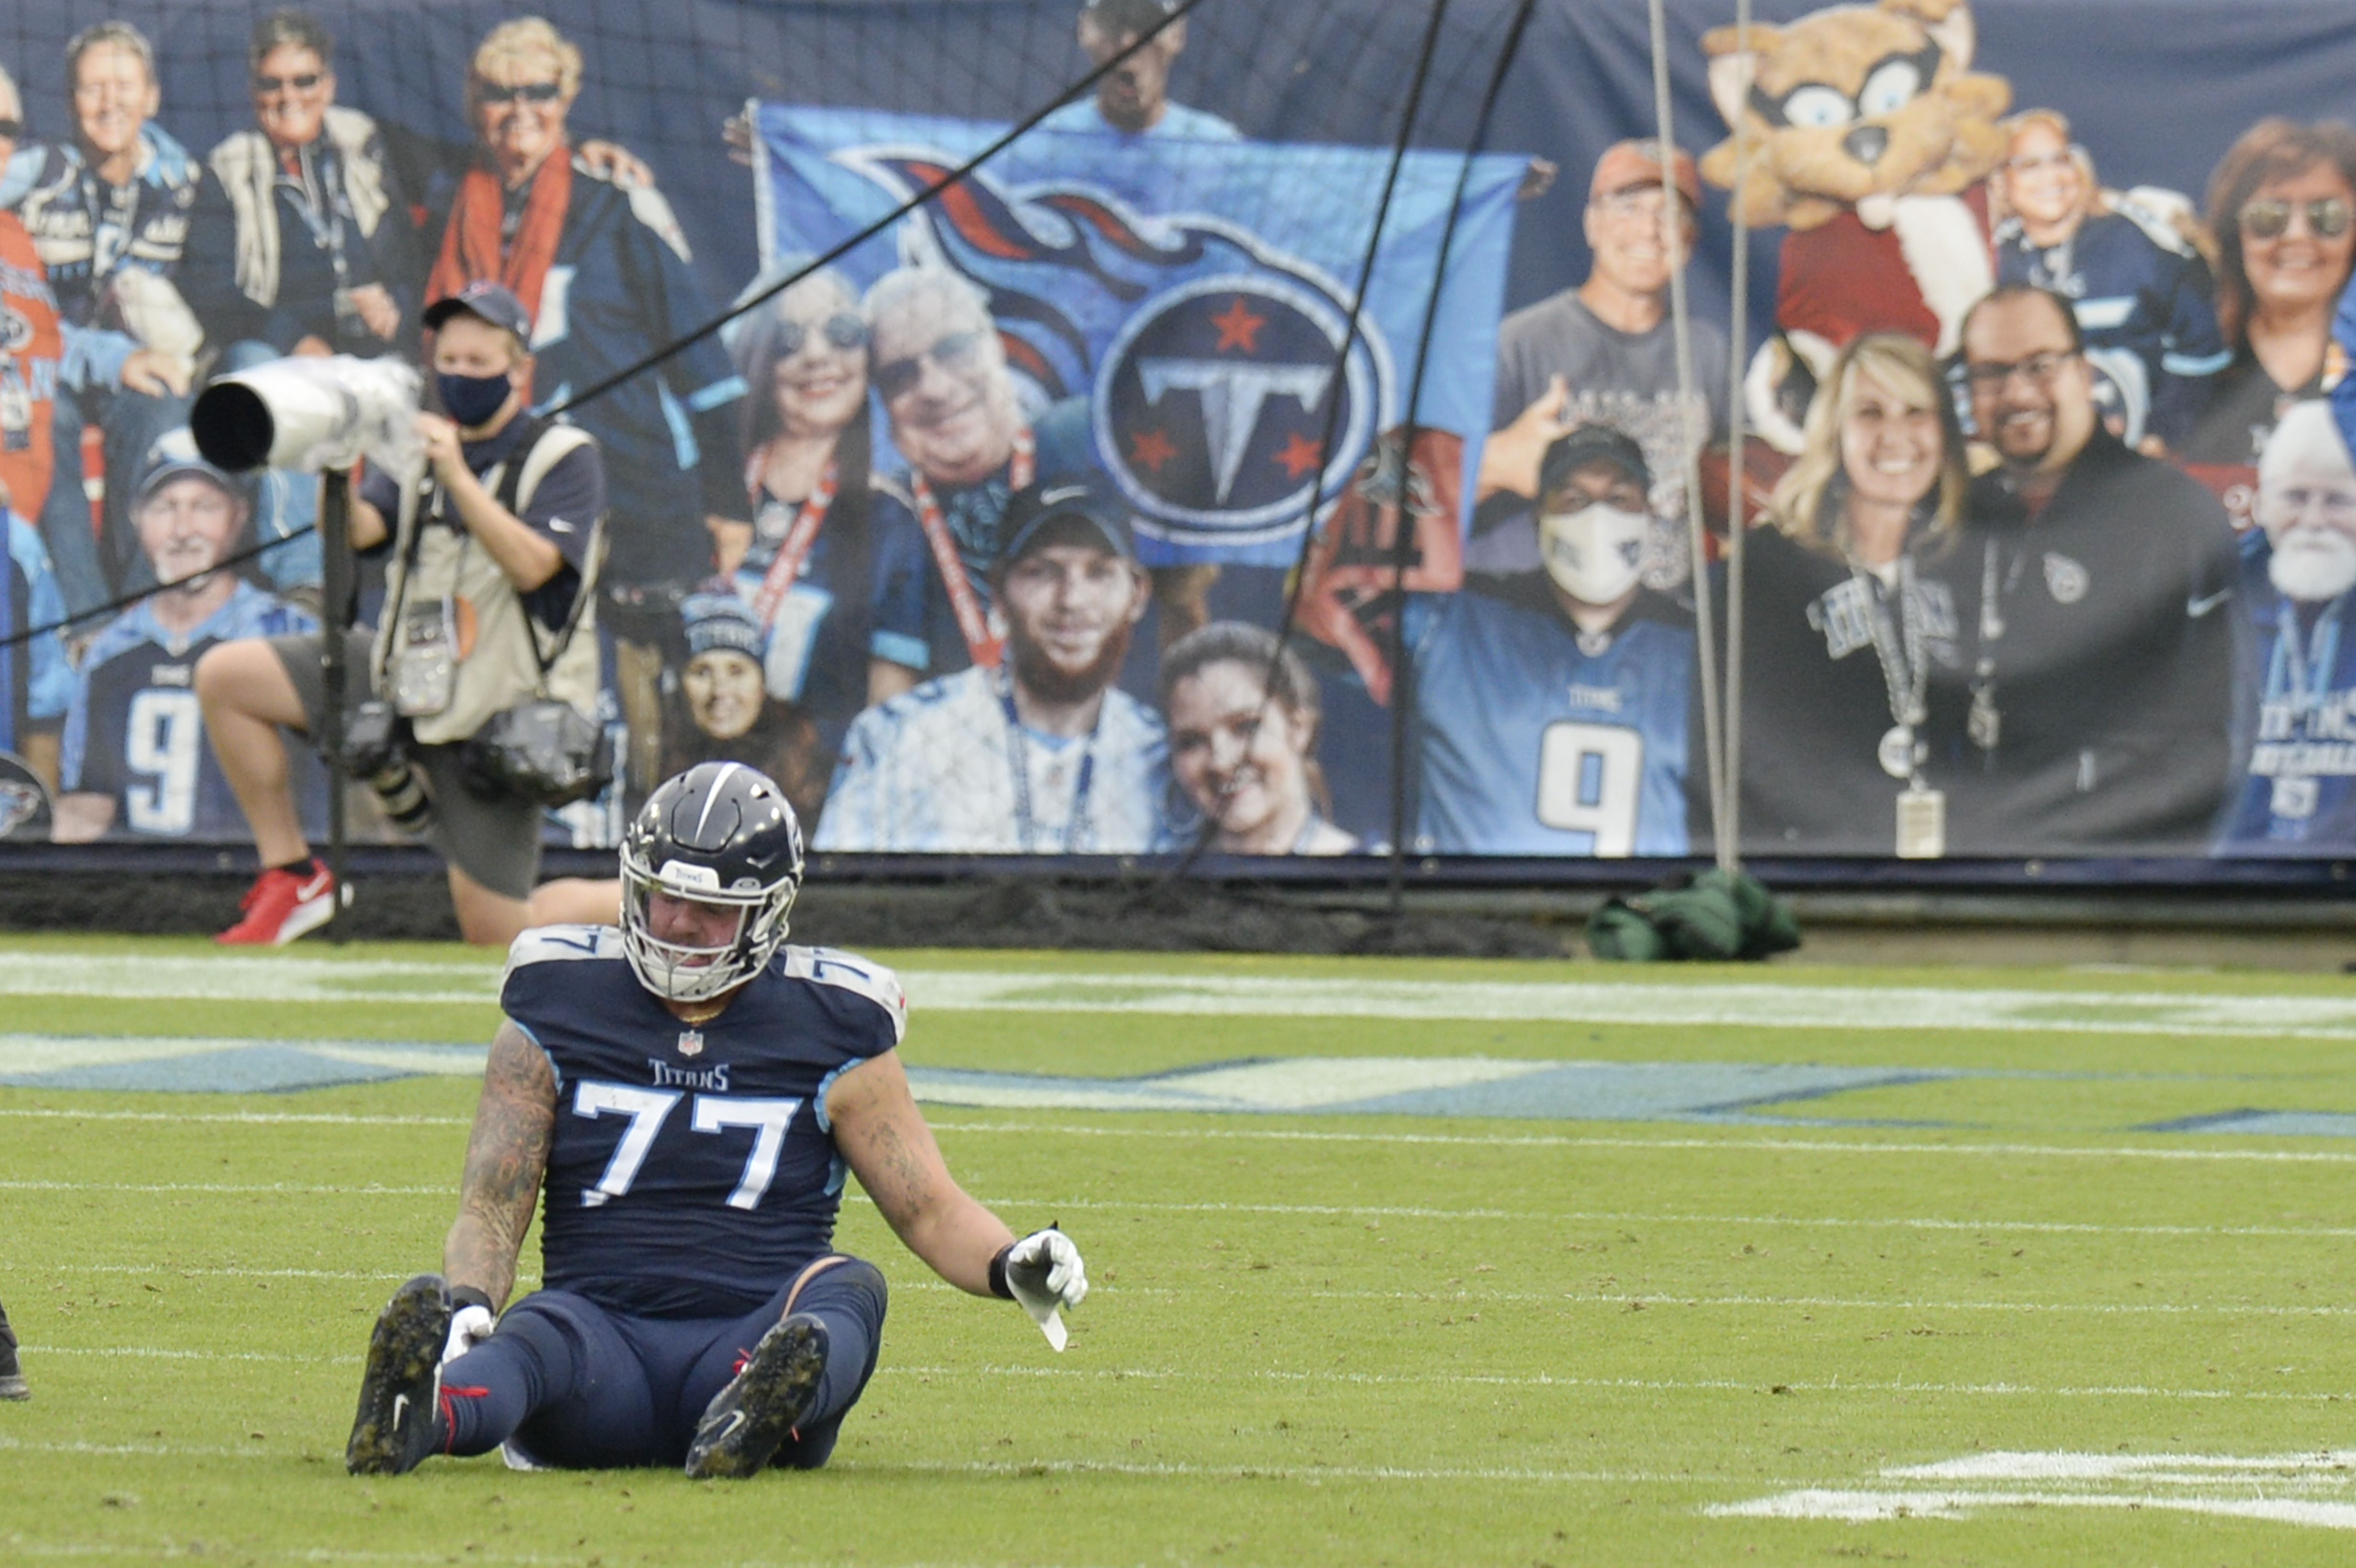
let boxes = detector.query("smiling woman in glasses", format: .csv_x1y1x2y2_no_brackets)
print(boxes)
685,265,942,829
424,14,755,806
2181,118,2356,466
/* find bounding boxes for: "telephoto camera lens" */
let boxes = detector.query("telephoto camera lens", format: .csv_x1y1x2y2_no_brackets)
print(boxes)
369,759,435,838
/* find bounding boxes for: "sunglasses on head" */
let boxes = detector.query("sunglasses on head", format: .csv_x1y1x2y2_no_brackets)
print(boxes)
873,329,984,401
2241,196,2353,240
777,312,868,359
477,80,564,106
254,72,322,93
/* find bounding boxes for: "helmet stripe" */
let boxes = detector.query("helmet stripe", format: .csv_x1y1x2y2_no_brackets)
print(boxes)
693,762,745,845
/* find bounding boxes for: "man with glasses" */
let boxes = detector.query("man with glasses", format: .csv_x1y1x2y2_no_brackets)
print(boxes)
181,9,425,596
12,22,204,619
423,17,751,804
1990,110,2226,454
1935,282,2240,854
862,267,1096,678
1474,141,1723,584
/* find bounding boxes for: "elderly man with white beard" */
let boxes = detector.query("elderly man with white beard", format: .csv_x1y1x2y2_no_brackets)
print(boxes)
2222,398,2356,849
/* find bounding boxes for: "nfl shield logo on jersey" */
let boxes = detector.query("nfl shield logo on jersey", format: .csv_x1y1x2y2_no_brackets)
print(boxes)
676,1028,705,1059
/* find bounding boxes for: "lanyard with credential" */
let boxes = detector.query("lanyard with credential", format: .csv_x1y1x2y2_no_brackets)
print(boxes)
999,668,1097,853
909,427,1034,669
742,447,836,633
279,141,351,285
2269,598,2345,728
80,164,141,280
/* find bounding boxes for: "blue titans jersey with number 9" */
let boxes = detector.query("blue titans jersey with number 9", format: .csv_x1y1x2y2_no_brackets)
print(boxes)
1409,581,1696,857
501,927,906,1318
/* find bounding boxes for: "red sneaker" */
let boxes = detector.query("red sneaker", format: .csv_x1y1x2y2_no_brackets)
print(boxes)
217,860,341,946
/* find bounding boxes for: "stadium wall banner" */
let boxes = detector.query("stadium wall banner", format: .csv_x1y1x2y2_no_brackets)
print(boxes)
0,0,2353,871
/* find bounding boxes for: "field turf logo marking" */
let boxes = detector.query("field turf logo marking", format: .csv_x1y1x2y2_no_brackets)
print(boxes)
1712,1450,2356,1530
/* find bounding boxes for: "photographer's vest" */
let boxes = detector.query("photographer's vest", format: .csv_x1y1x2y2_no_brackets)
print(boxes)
372,421,604,747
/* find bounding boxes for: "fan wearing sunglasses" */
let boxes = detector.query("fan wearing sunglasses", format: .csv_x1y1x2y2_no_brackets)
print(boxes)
861,267,1098,679
426,15,752,803
2182,118,2356,466
179,10,429,597
709,265,938,814
1988,109,2227,455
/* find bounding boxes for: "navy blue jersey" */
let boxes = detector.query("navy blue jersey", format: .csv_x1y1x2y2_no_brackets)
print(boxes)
62,581,323,839
501,927,906,1319
1408,578,1696,857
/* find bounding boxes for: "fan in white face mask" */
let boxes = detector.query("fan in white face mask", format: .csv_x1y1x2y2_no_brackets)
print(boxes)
1534,424,1655,613
2258,400,2356,606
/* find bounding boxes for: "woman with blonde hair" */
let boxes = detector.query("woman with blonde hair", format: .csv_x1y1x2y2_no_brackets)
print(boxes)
1732,332,1969,856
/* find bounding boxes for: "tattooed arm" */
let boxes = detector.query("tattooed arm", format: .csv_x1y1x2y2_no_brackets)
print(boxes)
443,1020,557,1310
828,1050,1015,1296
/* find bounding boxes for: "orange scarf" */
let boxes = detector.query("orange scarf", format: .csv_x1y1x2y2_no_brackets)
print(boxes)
428,151,573,329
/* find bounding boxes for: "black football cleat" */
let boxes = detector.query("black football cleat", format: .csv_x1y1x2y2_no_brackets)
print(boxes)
684,1313,829,1480
346,1274,453,1475
0,1349,26,1401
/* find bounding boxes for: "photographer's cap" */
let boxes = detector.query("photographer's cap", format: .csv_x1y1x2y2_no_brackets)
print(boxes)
135,427,245,506
423,279,534,341
1539,424,1652,499
999,475,1137,569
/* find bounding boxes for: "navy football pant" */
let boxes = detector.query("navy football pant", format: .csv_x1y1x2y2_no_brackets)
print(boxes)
438,1255,888,1470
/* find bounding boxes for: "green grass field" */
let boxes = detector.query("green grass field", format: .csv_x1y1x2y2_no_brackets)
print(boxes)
7,933,2356,1565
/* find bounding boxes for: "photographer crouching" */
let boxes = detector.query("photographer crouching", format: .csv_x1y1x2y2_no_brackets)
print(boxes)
194,281,619,945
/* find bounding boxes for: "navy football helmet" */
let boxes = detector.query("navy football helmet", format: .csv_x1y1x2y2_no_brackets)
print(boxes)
620,762,805,1002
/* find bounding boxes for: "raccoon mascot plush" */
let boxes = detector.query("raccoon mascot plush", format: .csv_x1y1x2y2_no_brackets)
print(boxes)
1700,0,2012,451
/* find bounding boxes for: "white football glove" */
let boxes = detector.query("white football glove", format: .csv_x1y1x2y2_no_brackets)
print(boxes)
1002,1228,1088,1352
442,1304,495,1368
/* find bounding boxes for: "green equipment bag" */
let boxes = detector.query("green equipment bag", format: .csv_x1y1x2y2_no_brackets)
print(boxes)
1585,871,1801,963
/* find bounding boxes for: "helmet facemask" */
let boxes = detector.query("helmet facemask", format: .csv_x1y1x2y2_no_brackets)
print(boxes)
619,850,796,1003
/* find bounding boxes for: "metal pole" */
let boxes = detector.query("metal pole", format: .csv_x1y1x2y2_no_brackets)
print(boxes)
1721,0,1754,874
318,468,352,943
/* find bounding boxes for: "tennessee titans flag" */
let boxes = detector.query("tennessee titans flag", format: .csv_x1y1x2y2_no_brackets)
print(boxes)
754,106,1523,566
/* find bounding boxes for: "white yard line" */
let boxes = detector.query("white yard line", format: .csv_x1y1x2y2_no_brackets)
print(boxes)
1307,1287,2356,1318
933,1122,2356,1161
11,1178,2351,1241
1712,1449,2356,1531
18,1344,2350,1405
10,950,2356,1039
13,1104,2356,1163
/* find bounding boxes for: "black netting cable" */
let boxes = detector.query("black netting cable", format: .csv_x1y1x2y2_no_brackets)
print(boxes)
0,0,1211,658
1166,0,1461,881
1381,0,1540,915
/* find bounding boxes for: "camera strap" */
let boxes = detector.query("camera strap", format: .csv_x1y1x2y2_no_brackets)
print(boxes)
379,418,602,699
488,419,602,698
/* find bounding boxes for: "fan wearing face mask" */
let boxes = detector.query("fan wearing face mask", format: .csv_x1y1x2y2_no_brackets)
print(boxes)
1407,424,1698,857
2220,399,2356,849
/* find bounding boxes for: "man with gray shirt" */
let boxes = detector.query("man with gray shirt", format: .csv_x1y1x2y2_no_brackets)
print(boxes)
1474,140,1726,587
